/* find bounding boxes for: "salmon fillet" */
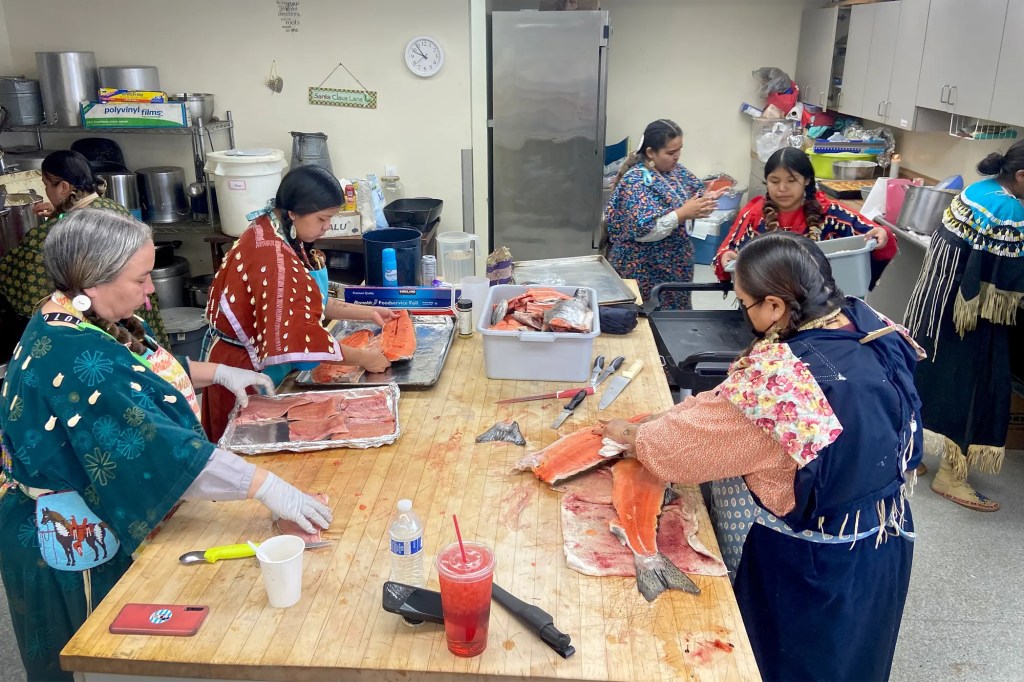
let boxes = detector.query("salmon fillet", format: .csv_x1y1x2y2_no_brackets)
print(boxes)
311,329,376,383
287,397,345,421
236,395,313,423
516,413,649,484
288,415,349,442
381,310,416,361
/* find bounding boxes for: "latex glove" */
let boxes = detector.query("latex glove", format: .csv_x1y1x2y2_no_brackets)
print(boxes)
254,473,333,534
213,364,276,408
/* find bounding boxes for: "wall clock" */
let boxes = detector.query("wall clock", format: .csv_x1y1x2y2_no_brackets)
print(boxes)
405,36,444,78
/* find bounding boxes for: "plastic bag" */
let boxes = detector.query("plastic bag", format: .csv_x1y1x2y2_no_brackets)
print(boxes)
756,122,789,162
353,178,376,233
365,174,389,229
752,67,793,98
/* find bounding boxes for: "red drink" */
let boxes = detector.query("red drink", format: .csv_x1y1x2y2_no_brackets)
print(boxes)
435,542,495,657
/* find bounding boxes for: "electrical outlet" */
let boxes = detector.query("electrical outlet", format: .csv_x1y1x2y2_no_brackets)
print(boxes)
384,165,398,178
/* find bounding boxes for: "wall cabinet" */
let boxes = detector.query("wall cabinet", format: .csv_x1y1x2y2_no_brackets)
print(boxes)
794,7,839,109
988,0,1024,127
915,0,1008,119
885,0,930,130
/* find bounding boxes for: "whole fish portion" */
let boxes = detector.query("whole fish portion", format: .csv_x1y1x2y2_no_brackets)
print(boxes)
515,414,647,484
543,288,593,333
476,421,527,446
488,288,579,331
610,458,700,601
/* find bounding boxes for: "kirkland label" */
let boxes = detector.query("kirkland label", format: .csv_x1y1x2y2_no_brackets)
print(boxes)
390,537,423,556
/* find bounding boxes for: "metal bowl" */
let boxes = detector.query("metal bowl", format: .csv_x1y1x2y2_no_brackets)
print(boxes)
169,92,215,123
833,160,877,180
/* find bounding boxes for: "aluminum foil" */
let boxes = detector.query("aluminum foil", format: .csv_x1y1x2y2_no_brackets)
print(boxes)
512,256,636,305
294,314,456,388
218,384,402,455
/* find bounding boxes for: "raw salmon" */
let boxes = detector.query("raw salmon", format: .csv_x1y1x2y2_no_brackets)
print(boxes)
381,310,416,361
489,287,588,332
516,413,648,484
610,458,699,601
236,395,313,423
311,329,377,383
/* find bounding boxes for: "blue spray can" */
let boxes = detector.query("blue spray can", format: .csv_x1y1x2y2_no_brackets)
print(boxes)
382,248,398,286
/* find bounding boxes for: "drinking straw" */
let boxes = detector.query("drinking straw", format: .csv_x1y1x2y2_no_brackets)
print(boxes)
452,514,468,564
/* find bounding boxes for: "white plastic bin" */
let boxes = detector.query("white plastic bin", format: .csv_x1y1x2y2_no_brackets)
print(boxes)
205,149,288,237
477,285,600,382
816,235,878,298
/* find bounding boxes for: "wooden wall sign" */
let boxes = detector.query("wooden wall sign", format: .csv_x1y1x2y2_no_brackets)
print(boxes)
308,87,377,109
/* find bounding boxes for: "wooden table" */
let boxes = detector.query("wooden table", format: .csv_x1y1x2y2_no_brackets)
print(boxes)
62,292,759,681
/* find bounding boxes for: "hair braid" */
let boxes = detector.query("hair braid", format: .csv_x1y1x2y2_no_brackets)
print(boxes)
83,307,148,355
803,182,824,239
762,198,781,232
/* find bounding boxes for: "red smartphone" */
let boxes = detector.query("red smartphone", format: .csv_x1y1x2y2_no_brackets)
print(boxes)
108,604,209,636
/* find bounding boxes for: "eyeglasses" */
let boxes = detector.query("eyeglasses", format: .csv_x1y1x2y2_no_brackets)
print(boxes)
734,298,763,312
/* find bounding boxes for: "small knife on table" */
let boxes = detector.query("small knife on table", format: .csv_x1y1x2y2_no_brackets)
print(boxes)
598,360,644,410
593,356,624,388
589,355,605,387
496,386,595,404
550,389,588,429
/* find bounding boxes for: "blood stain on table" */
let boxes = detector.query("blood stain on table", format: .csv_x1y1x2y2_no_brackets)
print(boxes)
503,639,516,651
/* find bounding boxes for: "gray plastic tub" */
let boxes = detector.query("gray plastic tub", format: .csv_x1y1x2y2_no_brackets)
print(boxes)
816,235,878,297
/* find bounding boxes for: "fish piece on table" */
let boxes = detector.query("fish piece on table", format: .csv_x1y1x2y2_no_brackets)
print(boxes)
287,397,345,421
288,415,349,442
236,395,314,423
476,421,527,446
515,413,647,484
610,458,700,601
380,310,416,361
311,329,381,383
543,288,593,333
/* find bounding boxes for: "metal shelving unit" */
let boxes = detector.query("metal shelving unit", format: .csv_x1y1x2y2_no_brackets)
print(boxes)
4,111,237,227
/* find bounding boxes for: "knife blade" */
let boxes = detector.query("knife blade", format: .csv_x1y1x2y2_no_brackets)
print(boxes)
598,359,644,410
593,356,624,388
178,541,332,565
495,386,594,405
550,389,588,429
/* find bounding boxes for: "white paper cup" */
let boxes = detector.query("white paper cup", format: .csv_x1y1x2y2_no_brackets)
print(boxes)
459,276,491,327
256,535,305,608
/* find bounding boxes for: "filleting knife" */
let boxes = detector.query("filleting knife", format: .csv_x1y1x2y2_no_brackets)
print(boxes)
550,389,588,429
598,360,644,410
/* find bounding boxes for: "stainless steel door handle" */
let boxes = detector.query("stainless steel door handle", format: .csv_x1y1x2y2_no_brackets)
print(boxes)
878,100,885,116
940,84,950,104
885,101,892,119
948,86,958,106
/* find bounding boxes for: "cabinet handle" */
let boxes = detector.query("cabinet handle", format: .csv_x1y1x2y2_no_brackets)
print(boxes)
837,91,842,108
877,101,885,116
949,86,958,106
885,101,892,119
820,91,826,108
940,84,950,104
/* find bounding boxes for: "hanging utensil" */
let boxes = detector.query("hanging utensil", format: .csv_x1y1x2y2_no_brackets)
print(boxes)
265,60,284,94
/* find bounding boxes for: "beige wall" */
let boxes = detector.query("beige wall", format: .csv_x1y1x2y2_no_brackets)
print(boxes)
895,130,1013,185
2,0,473,233
602,0,807,185
0,1,11,75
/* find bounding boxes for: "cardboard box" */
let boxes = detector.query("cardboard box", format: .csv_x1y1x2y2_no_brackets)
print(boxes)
81,102,190,129
97,88,169,103
324,211,361,237
1006,391,1024,451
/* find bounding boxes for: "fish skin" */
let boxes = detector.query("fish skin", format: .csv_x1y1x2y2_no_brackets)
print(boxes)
610,458,700,601
516,414,647,484
476,421,527,446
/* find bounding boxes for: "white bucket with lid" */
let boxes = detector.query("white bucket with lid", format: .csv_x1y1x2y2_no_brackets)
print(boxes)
205,149,288,237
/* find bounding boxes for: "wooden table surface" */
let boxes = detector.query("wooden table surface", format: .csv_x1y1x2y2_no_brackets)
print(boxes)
62,289,759,681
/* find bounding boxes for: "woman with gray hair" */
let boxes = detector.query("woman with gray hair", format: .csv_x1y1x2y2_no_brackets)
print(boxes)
0,208,332,681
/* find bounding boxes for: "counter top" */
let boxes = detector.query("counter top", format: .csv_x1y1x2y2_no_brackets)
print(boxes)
61,286,759,682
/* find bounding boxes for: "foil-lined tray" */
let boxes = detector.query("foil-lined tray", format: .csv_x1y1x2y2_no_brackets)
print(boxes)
294,314,456,388
219,384,401,455
512,255,636,306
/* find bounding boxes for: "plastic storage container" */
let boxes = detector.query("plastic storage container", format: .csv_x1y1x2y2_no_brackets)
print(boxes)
204,149,288,237
807,151,877,180
816,235,878,297
477,285,601,382
691,211,738,265
162,307,207,361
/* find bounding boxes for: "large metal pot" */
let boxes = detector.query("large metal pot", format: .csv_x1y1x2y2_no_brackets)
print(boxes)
96,171,141,219
35,51,98,126
137,166,190,224
896,185,959,235
98,65,160,91
169,93,214,123
151,256,191,309
833,160,878,180
0,190,42,258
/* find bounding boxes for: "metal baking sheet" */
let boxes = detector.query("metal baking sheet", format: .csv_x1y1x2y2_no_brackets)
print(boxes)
294,314,456,388
218,384,401,455
512,255,636,305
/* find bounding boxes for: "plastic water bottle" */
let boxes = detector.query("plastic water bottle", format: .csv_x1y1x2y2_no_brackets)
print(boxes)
382,248,398,286
389,499,425,587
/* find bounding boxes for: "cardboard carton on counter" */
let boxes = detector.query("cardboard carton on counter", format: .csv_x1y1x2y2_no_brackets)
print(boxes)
80,102,190,129
324,211,362,237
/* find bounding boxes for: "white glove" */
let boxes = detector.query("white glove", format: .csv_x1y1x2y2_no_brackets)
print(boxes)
213,364,276,408
254,473,333,534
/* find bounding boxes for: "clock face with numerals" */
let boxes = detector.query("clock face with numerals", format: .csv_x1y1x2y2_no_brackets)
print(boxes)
405,36,444,78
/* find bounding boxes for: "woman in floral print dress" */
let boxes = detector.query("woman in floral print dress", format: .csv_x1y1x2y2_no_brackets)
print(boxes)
603,119,719,309
0,210,331,681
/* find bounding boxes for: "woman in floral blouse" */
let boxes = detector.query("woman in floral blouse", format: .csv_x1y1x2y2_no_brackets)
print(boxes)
604,232,923,682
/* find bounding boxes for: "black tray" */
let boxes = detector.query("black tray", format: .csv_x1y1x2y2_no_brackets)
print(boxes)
383,198,443,229
644,283,752,393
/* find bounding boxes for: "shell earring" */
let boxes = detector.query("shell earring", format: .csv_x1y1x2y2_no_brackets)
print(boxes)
289,225,297,240
72,295,92,312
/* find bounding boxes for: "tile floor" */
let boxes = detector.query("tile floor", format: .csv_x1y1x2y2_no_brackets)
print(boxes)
0,265,1019,681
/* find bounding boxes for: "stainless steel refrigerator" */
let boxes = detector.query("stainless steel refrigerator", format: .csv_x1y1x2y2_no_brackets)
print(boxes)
490,10,610,262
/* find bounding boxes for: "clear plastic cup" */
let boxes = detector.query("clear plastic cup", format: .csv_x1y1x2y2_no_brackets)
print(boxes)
458,276,490,328
256,535,305,608
435,542,495,657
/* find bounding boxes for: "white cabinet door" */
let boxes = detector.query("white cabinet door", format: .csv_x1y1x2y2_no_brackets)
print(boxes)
916,0,1008,118
795,7,839,107
887,0,930,130
863,2,901,123
989,0,1024,127
840,5,874,118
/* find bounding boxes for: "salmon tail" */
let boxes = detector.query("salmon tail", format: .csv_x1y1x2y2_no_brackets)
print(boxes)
610,523,700,601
